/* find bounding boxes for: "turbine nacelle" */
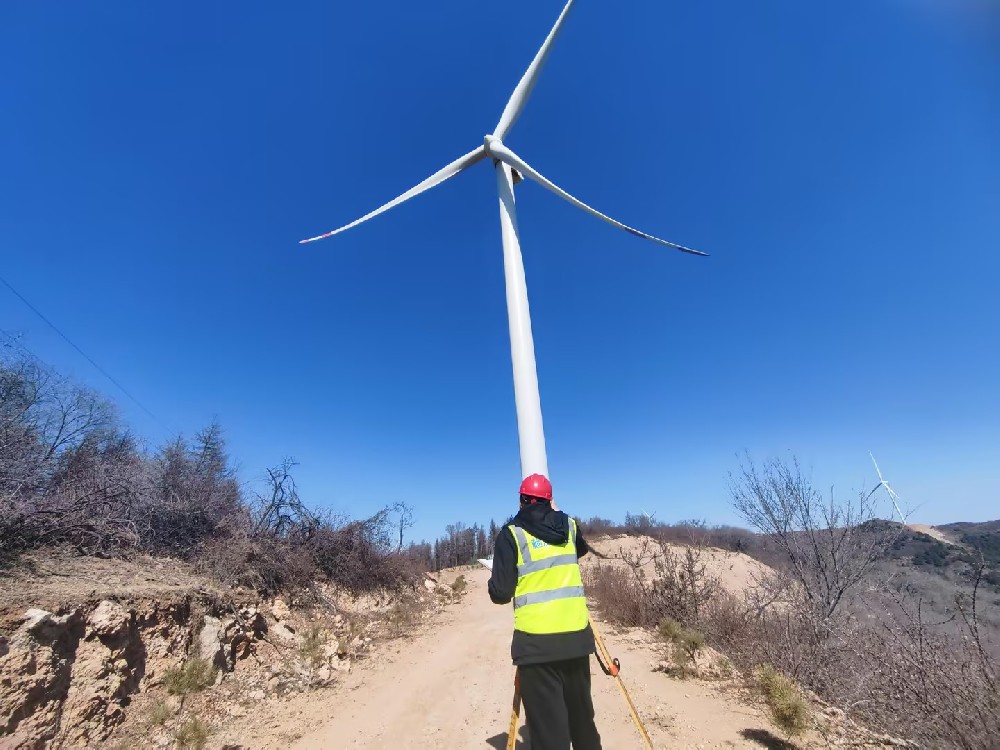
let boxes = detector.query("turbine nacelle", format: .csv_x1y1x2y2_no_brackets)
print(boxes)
485,136,524,184
484,134,500,154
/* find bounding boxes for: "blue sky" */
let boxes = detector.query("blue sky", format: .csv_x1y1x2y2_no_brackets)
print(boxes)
2,1,998,543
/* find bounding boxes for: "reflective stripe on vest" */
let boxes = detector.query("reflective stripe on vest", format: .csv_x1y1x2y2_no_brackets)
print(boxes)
513,585,586,609
508,518,589,635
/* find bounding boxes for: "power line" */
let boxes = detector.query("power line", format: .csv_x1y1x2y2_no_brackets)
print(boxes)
0,273,172,433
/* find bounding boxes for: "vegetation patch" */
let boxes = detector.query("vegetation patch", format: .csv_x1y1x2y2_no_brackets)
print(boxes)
173,716,210,750
757,665,810,737
163,658,216,696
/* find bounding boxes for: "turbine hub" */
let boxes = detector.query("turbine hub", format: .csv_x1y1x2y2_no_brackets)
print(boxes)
484,134,502,157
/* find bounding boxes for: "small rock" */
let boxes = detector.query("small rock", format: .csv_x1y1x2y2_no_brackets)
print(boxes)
271,599,291,621
23,608,54,630
22,608,73,641
88,600,130,638
273,622,299,644
248,689,265,701
332,658,352,673
198,615,226,668
423,579,437,592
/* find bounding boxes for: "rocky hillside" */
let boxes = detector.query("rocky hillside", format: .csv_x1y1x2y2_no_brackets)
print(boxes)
875,522,1000,623
0,552,463,749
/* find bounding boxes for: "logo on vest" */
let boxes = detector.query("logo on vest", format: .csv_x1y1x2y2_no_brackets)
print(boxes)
530,539,546,549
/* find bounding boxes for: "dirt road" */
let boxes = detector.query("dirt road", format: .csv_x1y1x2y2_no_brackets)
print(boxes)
290,568,783,749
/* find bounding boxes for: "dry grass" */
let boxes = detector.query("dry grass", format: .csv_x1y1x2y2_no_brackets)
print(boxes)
657,617,705,678
297,625,326,669
146,699,173,727
450,574,467,594
757,665,810,737
163,658,216,696
173,716,210,749
387,598,421,637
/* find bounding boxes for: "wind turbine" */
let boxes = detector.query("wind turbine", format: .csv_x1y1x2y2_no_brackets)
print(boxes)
301,0,706,480
869,452,906,524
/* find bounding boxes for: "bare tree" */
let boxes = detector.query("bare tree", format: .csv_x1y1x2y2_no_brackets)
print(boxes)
394,502,414,551
730,455,899,627
852,557,1000,748
1,352,136,558
252,459,317,537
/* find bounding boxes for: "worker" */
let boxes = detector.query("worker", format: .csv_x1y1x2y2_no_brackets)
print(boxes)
488,473,602,750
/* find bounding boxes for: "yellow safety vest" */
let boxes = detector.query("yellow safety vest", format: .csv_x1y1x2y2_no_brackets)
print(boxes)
509,518,589,635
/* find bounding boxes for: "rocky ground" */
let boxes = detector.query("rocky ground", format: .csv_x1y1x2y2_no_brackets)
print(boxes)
0,552,465,749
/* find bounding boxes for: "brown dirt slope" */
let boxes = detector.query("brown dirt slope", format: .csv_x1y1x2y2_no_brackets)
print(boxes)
905,524,958,546
0,551,219,628
584,534,775,596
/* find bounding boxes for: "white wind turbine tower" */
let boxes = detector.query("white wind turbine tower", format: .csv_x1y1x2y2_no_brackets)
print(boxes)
301,0,706,480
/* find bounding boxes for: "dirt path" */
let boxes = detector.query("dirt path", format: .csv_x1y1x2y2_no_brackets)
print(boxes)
906,523,957,546
289,568,785,750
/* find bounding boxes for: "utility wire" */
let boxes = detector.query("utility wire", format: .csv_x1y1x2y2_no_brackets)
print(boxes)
0,273,172,433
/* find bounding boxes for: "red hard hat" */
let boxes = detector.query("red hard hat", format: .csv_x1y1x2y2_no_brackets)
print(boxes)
519,474,553,501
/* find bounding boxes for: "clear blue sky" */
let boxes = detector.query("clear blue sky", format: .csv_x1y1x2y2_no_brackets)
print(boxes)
2,1,998,543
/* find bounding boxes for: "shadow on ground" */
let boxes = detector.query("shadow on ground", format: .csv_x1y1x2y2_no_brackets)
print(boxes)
740,728,799,749
486,726,528,749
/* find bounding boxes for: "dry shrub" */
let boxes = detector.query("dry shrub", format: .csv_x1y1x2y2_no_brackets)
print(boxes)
658,617,705,678
585,538,720,629
197,532,317,594
450,574,467,594
694,560,1000,748
1,353,421,598
146,700,172,727
845,570,1000,749
584,563,649,626
387,596,422,637
659,618,704,652
173,716,210,750
757,665,810,737
298,625,326,669
163,658,216,696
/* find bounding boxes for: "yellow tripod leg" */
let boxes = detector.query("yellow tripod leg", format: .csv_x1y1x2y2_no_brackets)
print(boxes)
591,617,653,750
506,667,521,750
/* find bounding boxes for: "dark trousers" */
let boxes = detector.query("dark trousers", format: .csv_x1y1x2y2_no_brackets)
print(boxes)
519,656,602,750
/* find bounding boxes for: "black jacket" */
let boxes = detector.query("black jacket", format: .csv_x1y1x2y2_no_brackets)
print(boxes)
488,503,595,665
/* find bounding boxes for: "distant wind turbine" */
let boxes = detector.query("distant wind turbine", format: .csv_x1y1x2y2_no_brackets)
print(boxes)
869,452,906,523
301,0,706,479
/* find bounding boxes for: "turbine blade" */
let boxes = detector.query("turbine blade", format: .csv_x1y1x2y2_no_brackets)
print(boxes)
869,452,886,483
490,143,707,256
300,147,486,243
493,0,576,140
